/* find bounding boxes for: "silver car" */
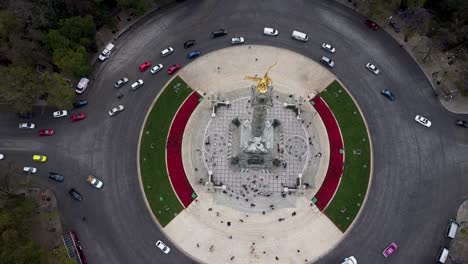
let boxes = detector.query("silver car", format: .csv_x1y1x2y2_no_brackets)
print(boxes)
366,63,380,75
415,115,431,127
156,240,170,254
151,64,164,74
53,110,68,118
114,77,129,88
321,56,335,68
322,43,336,53
161,47,174,57
23,166,37,173
19,123,35,129
109,105,124,116
231,37,245,44
131,79,144,90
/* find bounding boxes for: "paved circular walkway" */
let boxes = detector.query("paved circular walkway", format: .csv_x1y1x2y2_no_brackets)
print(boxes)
163,46,344,264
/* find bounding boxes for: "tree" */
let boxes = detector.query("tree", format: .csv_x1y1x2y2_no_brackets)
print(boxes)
46,29,70,51
0,197,49,264
0,64,43,113
57,15,96,50
43,73,74,109
52,46,90,76
0,163,24,200
116,0,148,14
366,0,400,20
0,10,18,41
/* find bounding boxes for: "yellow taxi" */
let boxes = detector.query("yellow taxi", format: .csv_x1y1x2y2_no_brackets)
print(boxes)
32,154,47,163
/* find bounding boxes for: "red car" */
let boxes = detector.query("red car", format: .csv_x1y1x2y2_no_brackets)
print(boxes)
168,64,181,75
38,129,54,136
139,61,152,72
71,113,86,122
365,19,380,30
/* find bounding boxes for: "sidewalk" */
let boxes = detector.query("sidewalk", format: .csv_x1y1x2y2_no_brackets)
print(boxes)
334,0,468,115
450,200,468,264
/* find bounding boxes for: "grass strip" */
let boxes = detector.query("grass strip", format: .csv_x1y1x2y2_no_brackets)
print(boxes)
140,76,193,227
321,81,371,231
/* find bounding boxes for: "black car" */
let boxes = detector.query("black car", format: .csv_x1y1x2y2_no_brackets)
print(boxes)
184,40,196,49
48,172,64,182
73,100,88,108
69,188,82,201
456,120,468,128
211,29,227,38
17,112,33,118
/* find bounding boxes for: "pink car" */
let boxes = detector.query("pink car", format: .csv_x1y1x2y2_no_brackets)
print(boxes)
382,242,397,257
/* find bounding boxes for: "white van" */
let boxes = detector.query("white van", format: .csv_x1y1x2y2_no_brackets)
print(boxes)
291,30,308,41
264,27,279,36
436,247,449,263
98,43,115,61
341,256,357,264
446,219,459,239
76,78,90,94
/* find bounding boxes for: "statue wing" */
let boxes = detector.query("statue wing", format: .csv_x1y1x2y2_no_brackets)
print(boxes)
263,62,277,78
244,76,263,82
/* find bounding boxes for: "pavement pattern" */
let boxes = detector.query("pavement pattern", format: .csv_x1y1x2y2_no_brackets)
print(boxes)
164,45,343,263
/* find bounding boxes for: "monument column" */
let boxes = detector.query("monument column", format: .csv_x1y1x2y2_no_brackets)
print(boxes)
250,85,273,137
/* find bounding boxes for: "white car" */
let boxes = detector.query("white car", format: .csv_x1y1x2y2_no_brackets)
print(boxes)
415,115,431,127
151,64,164,74
341,256,357,264
19,123,35,129
322,43,336,53
231,37,245,44
53,110,68,118
76,77,89,94
366,63,380,75
114,77,129,88
321,56,335,68
109,105,124,116
0,154,4,160
86,175,104,189
264,27,279,36
131,79,144,90
156,240,170,254
23,167,37,174
161,47,174,57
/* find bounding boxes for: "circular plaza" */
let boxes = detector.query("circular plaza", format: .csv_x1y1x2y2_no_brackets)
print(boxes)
140,45,371,263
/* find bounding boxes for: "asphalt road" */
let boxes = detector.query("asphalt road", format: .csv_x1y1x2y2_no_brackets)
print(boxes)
1,0,467,263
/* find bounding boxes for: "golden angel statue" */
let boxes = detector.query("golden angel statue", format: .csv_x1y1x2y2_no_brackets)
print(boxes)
244,63,277,94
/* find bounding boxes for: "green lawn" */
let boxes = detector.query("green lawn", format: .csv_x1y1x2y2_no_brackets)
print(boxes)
140,76,193,227
321,81,371,231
